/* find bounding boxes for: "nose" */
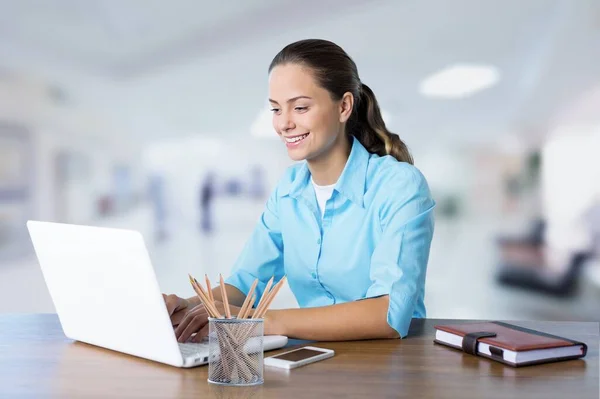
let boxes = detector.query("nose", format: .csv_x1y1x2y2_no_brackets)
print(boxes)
276,112,295,134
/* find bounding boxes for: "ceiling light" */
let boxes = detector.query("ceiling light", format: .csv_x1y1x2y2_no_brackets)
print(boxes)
419,64,500,99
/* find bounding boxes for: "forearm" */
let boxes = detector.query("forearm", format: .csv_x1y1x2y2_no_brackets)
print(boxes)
264,296,400,341
186,283,247,307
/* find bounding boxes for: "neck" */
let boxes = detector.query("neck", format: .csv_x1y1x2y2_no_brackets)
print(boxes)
307,134,352,186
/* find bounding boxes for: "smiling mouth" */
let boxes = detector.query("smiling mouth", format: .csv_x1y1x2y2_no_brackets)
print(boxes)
284,133,309,144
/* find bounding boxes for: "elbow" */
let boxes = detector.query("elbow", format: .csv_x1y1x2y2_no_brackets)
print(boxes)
380,315,401,339
380,296,401,339
384,326,401,339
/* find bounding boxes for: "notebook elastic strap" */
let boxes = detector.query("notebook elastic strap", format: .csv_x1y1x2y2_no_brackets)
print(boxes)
462,332,497,355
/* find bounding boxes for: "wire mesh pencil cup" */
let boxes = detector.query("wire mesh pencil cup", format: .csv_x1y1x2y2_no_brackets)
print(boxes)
207,317,264,386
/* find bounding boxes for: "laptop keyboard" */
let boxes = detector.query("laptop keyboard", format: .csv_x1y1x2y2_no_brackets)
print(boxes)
178,339,209,357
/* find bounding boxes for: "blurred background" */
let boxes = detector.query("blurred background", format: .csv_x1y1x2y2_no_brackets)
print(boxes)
1,0,599,322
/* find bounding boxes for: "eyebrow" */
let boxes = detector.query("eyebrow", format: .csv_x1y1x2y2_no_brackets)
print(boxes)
268,96,312,104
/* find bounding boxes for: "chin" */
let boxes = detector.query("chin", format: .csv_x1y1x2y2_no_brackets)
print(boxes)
287,149,309,162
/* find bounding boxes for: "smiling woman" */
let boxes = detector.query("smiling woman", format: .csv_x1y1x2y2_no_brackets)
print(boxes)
164,39,435,343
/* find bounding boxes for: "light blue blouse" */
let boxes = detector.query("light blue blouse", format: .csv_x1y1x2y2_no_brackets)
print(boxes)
226,136,435,337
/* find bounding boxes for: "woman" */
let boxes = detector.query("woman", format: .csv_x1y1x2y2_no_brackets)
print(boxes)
165,39,435,342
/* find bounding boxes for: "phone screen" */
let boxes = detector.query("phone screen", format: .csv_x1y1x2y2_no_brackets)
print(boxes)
270,348,325,362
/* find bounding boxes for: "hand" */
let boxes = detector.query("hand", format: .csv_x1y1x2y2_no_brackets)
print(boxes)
162,294,190,327
175,301,243,343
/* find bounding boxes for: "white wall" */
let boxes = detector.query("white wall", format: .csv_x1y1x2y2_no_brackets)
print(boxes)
542,126,600,255
0,74,143,226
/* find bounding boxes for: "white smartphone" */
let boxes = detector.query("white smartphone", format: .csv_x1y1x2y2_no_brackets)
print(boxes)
263,346,334,369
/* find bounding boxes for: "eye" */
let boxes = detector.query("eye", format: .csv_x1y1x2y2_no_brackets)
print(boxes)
295,106,308,112
270,108,280,114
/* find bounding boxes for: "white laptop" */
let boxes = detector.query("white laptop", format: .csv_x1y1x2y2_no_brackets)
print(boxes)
26,220,288,368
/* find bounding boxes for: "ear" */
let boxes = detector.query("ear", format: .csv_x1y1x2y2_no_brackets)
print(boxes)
339,92,354,123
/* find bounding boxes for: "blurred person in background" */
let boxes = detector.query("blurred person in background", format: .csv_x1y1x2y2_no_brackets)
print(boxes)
248,165,267,200
585,193,600,255
164,39,435,342
583,192,600,288
199,172,216,234
148,174,168,242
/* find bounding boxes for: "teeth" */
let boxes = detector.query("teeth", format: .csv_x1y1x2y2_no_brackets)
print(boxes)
285,134,308,143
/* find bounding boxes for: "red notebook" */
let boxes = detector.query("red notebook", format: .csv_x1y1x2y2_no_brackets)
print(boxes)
434,321,587,367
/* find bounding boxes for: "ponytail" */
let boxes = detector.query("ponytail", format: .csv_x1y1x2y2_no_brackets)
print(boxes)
351,83,414,164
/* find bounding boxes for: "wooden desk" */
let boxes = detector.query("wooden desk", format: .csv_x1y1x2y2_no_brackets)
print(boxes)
0,315,597,398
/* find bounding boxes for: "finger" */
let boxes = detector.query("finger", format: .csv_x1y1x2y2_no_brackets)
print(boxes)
191,324,210,343
174,306,201,337
171,309,188,326
164,295,179,315
172,301,196,327
178,319,200,343
174,311,192,338
175,306,207,338
178,316,208,343
179,308,209,342
175,297,188,313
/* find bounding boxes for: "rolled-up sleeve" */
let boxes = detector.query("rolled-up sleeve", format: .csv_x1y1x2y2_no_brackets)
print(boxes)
365,170,435,338
225,186,285,305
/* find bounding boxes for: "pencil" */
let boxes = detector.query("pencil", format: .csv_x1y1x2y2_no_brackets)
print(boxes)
189,280,216,318
240,294,256,319
189,276,217,318
237,279,258,319
189,274,221,318
194,277,222,319
205,274,215,305
253,276,274,317
219,274,232,319
254,276,287,319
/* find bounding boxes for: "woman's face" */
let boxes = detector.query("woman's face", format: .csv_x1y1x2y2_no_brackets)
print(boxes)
269,63,352,162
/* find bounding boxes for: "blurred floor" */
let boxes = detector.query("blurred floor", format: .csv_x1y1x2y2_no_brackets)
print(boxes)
1,202,599,322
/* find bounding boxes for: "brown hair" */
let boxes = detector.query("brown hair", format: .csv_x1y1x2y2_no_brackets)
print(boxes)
269,39,413,164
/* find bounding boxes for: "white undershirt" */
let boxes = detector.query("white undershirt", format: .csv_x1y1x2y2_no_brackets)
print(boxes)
311,178,336,218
